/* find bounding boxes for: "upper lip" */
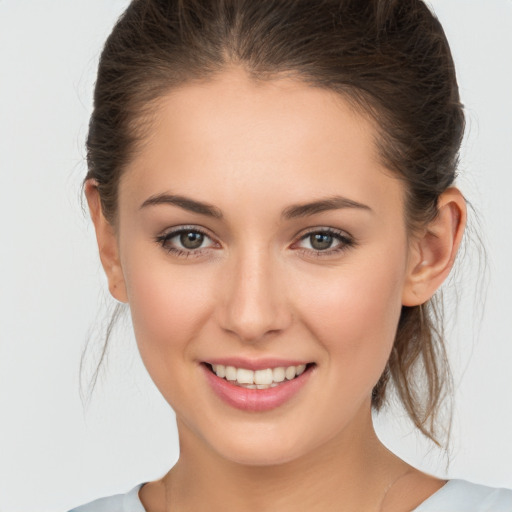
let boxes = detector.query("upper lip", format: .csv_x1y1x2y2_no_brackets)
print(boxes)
204,357,312,371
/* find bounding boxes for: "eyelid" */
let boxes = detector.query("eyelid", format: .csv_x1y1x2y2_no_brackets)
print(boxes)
157,224,214,240
155,225,220,255
290,226,356,255
154,225,354,257
293,226,354,242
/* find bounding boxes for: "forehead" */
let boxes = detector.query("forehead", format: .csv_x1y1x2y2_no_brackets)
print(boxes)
120,68,404,217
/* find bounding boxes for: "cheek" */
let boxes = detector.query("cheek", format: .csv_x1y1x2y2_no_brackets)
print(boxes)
121,251,214,376
295,251,407,383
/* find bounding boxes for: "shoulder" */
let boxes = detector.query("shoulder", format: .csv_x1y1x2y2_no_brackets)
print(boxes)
415,479,512,511
67,483,146,512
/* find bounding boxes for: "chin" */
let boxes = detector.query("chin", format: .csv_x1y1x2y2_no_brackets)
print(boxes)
200,421,330,468
216,441,308,467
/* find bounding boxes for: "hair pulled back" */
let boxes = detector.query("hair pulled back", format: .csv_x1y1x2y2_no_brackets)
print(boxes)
86,0,465,446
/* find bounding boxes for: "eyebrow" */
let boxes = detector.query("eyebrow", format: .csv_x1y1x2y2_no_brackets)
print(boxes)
282,195,373,219
140,193,372,220
140,193,223,219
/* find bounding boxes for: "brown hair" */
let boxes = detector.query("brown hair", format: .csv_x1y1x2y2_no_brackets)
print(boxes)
85,0,464,446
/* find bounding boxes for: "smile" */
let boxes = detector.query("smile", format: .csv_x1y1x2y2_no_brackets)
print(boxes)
209,364,307,389
202,362,315,412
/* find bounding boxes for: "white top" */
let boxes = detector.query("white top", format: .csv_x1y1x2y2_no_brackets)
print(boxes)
69,479,512,511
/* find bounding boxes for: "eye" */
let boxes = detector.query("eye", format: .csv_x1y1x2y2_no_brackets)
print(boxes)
305,232,337,251
155,227,217,255
179,231,206,250
294,228,354,255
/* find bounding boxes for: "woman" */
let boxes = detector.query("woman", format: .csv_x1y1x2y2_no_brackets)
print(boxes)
69,0,512,510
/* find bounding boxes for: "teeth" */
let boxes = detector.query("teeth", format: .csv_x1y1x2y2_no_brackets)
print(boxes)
273,367,285,383
213,364,226,378
254,368,273,385
236,368,254,384
225,366,237,381
210,363,308,387
285,366,296,380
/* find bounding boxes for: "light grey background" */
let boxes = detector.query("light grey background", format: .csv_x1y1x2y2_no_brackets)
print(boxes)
0,1,511,511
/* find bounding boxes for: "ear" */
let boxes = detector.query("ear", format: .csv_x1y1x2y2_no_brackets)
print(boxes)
402,187,467,306
85,180,128,303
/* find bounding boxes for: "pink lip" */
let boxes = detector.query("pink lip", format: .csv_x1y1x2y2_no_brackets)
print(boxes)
201,363,314,412
205,357,310,371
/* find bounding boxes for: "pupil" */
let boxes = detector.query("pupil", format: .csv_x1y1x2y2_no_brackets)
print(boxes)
180,232,204,249
311,233,333,250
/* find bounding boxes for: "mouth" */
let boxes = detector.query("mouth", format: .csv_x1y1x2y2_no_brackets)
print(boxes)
201,357,316,411
204,362,315,390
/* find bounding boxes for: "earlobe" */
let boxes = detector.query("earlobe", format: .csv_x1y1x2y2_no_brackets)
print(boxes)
85,180,128,303
402,187,467,306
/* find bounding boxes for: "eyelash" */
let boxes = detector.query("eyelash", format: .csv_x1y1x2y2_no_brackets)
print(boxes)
155,226,355,258
155,226,218,258
292,228,356,257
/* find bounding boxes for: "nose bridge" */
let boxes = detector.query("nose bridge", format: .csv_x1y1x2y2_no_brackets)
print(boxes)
219,244,289,341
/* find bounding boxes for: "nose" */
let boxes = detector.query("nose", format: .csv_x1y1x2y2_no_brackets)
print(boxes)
217,248,292,342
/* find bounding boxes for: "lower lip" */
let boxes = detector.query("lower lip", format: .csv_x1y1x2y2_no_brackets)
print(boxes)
202,364,314,412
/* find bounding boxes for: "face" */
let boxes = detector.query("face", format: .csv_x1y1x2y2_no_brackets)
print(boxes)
113,69,413,465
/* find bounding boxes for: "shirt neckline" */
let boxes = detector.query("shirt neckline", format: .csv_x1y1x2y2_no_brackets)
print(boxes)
134,479,455,511
412,480,458,510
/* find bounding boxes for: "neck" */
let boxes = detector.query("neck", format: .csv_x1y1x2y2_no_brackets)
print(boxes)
163,406,411,512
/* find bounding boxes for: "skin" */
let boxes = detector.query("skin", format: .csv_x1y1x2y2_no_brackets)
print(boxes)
87,68,466,512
